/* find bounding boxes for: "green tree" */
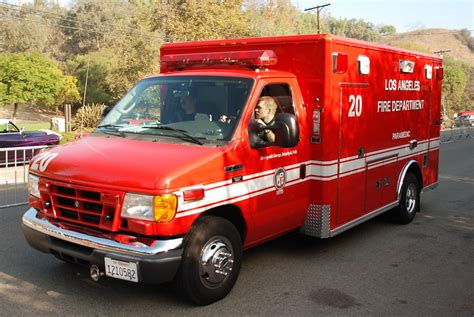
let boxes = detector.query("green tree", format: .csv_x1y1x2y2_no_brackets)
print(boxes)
456,29,474,52
442,58,469,115
0,2,67,59
324,17,380,41
107,31,161,100
74,53,113,105
245,0,300,37
460,65,474,110
57,75,81,106
379,25,397,35
61,0,134,55
73,26,161,105
146,0,250,42
296,11,318,35
0,52,65,121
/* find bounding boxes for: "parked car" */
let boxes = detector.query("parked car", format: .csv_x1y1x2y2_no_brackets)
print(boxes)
0,119,61,165
462,114,474,127
454,115,467,127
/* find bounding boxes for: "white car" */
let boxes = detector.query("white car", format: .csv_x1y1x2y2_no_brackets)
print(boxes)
462,114,474,127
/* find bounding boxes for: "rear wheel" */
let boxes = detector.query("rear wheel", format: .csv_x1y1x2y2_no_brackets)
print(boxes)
176,216,242,305
391,173,420,224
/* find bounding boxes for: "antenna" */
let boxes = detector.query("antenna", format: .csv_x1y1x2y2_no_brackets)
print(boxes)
433,49,451,58
81,57,90,138
304,3,331,34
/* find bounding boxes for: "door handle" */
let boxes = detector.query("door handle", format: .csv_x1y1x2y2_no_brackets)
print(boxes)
358,147,365,158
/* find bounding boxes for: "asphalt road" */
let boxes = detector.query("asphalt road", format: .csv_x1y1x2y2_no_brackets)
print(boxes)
1,137,473,316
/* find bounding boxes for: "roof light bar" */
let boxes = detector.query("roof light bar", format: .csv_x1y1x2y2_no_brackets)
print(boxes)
161,50,277,69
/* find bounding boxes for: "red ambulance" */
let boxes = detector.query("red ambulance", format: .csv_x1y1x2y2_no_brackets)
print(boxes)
22,34,443,305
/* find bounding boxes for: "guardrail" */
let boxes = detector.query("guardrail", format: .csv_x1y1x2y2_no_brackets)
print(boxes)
0,145,49,209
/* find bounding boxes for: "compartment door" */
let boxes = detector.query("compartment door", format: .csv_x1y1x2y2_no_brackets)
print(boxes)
337,84,368,225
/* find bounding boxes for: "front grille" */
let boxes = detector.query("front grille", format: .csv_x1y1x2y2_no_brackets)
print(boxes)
46,182,123,231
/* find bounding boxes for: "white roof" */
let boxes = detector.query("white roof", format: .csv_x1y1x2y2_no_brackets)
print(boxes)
0,119,10,124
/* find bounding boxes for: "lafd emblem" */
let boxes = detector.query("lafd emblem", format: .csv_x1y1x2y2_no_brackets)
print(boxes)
273,168,287,191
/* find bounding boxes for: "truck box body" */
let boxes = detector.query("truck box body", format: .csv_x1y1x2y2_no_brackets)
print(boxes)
160,34,442,237
22,34,442,304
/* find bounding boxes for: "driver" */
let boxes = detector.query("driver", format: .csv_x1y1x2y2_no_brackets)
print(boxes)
179,94,198,121
254,96,278,142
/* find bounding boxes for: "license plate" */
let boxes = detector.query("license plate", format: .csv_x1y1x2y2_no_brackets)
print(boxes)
104,257,139,282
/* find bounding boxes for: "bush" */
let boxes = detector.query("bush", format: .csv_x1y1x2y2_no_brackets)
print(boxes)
60,128,95,144
72,103,105,130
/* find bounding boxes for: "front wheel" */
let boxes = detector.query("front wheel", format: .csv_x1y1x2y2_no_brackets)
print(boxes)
176,216,242,305
391,173,420,224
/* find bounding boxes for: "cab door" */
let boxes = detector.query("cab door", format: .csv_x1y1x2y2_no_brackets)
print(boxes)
238,78,310,243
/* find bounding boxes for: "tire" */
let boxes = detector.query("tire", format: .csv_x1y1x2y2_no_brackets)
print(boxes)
391,173,420,224
176,216,242,305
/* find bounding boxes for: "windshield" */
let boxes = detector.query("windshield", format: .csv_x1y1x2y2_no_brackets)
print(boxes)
97,76,254,144
0,120,20,133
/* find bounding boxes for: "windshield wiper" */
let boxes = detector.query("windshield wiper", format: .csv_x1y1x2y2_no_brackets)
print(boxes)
96,124,126,137
97,124,124,129
101,130,126,138
142,125,204,145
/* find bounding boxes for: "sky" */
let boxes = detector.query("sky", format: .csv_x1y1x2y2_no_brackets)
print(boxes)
292,0,473,33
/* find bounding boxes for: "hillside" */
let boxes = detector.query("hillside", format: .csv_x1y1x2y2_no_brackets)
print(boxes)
382,29,473,65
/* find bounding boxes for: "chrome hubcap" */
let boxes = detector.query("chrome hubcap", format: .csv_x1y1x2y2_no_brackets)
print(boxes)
199,236,234,289
405,183,417,214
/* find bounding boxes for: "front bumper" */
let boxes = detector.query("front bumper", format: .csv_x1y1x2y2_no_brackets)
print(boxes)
22,208,183,284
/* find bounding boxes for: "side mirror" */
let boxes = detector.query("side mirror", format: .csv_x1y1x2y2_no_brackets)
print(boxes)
274,113,299,148
248,113,299,149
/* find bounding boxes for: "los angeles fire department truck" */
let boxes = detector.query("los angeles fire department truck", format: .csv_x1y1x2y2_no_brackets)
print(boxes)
22,34,443,305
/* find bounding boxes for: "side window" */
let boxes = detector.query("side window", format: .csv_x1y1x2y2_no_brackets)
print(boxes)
249,83,299,148
260,83,295,115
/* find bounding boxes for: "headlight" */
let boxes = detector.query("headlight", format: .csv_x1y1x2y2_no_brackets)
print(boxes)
121,193,177,223
28,174,40,198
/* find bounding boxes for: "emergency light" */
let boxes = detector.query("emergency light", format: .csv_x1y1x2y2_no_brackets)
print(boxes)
161,50,278,69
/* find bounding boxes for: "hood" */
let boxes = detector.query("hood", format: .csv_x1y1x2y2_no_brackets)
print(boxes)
32,136,231,193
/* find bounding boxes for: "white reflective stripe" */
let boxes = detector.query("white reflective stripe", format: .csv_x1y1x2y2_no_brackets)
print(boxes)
340,158,365,174
176,186,275,218
368,140,427,162
175,136,440,217
177,165,302,213
367,157,398,170
202,162,304,191
401,150,429,161
398,142,429,159
340,167,366,177
340,155,359,163
367,143,406,157
177,175,312,218
307,175,338,181
429,139,440,148
309,159,339,165
307,163,338,177
177,175,270,213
